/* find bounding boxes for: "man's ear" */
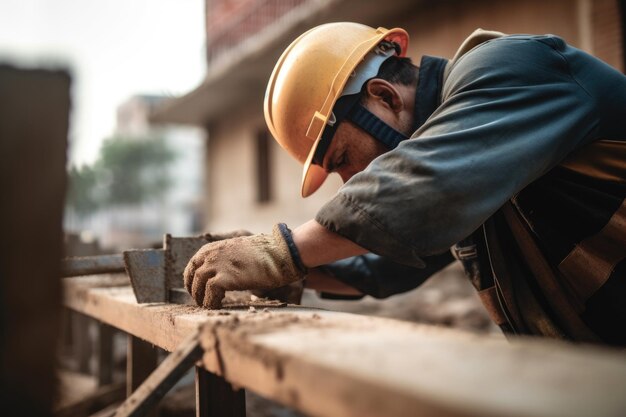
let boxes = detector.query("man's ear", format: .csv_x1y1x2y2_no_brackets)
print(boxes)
364,79,404,113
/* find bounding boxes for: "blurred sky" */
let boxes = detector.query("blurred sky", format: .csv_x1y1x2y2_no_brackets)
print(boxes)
0,0,205,166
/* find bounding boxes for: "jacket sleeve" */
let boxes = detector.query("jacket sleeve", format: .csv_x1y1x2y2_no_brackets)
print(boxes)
319,250,455,299
316,36,601,266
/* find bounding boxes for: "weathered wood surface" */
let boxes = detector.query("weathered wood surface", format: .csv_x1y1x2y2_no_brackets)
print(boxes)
98,322,115,387
64,275,626,417
195,367,246,417
127,335,159,397
64,274,205,351
115,331,203,417
126,335,159,417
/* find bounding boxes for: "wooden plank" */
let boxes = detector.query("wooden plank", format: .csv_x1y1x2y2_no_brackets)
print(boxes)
98,322,115,386
127,334,159,417
195,368,210,417
115,331,203,417
0,65,70,416
195,367,246,417
127,335,159,395
73,311,93,374
204,316,626,417
64,275,207,351
64,276,626,417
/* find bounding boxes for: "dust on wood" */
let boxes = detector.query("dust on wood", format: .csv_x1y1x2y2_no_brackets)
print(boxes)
222,291,287,309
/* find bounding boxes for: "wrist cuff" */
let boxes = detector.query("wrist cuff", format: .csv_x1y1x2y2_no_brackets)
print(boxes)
277,223,308,274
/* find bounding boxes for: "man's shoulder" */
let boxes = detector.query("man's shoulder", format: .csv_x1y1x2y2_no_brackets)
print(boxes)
441,30,574,100
450,28,507,62
443,28,507,84
450,29,567,62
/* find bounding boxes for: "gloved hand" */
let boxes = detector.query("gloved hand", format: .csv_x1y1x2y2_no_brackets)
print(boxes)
183,224,308,309
202,229,253,240
251,280,305,305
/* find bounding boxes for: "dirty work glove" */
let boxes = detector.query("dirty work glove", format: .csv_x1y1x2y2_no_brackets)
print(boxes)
202,229,253,240
183,224,308,309
252,280,305,305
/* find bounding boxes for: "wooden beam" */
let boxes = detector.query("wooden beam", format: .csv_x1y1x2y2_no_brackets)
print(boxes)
203,315,626,417
195,367,246,417
64,275,197,352
97,322,115,387
0,65,70,416
115,331,203,417
72,311,93,374
127,335,159,396
126,335,159,417
64,276,626,417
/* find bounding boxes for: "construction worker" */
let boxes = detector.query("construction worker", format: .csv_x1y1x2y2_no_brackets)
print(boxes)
184,23,626,346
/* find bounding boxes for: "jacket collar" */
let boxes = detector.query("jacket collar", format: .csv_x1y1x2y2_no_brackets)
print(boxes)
412,55,448,132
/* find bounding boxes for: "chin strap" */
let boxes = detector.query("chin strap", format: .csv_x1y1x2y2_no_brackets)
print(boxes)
313,62,424,165
347,103,408,151
313,93,409,165
349,74,425,151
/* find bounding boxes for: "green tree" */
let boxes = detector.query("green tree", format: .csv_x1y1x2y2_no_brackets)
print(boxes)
66,164,100,216
66,135,176,215
96,135,176,205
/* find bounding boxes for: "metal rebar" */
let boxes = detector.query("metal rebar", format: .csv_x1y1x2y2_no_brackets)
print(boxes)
61,254,126,277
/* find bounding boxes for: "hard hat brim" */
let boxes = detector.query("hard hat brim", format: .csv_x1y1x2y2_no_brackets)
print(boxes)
301,137,328,197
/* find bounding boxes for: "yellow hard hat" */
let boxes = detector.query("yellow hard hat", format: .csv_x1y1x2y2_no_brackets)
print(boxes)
264,22,409,197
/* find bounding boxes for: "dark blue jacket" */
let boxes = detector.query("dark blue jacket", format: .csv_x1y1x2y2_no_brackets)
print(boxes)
315,32,626,346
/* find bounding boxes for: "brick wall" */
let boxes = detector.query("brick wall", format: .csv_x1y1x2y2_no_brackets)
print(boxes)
205,0,309,64
592,0,624,72
206,0,256,40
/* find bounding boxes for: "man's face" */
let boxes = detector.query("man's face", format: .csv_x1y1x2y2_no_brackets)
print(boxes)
321,121,389,183
321,80,416,183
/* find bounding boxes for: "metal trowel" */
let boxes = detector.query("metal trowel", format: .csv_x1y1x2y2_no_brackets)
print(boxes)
61,234,221,304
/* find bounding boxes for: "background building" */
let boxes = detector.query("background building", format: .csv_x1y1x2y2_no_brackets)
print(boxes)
65,94,205,249
151,0,625,234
